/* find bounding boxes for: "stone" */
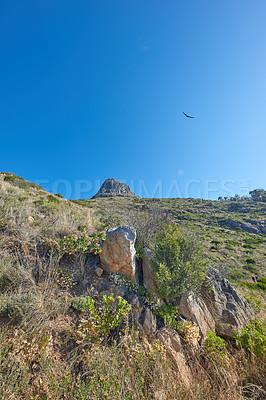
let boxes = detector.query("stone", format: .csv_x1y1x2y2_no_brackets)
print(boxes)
91,178,137,199
157,328,192,388
179,293,215,340
127,293,145,324
94,267,103,278
220,218,260,234
142,307,156,336
100,226,138,283
142,248,157,295
202,267,255,339
179,267,255,340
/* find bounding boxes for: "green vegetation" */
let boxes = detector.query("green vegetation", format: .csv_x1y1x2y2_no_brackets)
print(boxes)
75,294,130,349
0,172,265,399
151,224,207,301
203,331,227,365
60,225,106,255
233,319,266,359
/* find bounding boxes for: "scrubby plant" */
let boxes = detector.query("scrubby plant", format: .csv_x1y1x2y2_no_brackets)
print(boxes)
202,331,229,367
47,194,60,204
156,303,180,330
204,331,226,354
75,294,130,349
257,277,266,291
110,273,147,296
151,224,207,302
243,264,258,274
0,292,36,319
60,225,106,255
176,320,200,344
246,258,256,264
233,319,266,359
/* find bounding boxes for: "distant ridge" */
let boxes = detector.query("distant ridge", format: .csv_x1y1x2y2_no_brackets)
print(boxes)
91,178,137,199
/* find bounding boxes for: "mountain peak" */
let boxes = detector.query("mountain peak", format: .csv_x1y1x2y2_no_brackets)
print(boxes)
91,178,137,199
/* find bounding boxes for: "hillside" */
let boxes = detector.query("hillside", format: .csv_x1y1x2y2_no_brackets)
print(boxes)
74,195,266,288
0,173,265,400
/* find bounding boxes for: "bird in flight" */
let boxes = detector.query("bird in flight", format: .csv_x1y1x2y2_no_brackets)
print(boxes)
183,112,195,119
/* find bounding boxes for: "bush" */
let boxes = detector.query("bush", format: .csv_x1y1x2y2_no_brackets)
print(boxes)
75,294,130,349
151,224,207,301
203,331,228,366
155,303,180,330
246,258,256,264
243,265,258,274
47,194,60,204
60,226,106,255
233,319,266,359
0,292,36,319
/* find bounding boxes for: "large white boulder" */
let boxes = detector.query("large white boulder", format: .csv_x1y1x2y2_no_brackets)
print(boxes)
100,226,138,283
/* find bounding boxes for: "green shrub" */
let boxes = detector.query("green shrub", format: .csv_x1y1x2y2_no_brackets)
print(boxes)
225,244,234,250
240,281,266,292
75,294,130,349
151,224,207,301
246,258,256,264
243,294,263,313
233,319,266,359
243,244,255,249
226,240,240,246
203,331,227,365
245,249,254,254
3,173,42,190
155,303,180,330
243,265,258,274
3,175,16,182
244,237,264,245
204,331,226,353
60,226,106,255
256,282,266,292
47,194,60,204
0,292,36,319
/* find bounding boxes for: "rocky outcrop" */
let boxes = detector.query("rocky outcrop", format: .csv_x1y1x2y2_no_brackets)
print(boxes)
92,178,137,199
179,267,255,340
220,218,260,234
157,328,192,388
179,294,215,339
142,307,157,336
100,226,138,283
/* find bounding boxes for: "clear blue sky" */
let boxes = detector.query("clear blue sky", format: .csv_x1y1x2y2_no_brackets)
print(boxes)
1,0,265,199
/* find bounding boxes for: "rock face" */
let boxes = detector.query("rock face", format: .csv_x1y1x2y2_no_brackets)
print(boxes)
220,218,260,234
100,226,138,283
179,267,255,340
92,178,137,199
179,294,215,339
142,307,157,336
157,328,192,388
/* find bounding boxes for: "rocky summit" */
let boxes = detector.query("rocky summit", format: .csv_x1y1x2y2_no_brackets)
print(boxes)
91,178,137,199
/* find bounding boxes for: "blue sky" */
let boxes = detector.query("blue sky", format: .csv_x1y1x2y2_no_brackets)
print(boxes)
1,0,265,199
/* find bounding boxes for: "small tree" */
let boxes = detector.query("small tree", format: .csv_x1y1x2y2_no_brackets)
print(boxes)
151,224,207,302
249,189,266,202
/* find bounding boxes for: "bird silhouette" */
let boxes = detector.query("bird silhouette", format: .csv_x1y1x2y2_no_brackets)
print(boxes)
183,112,194,119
